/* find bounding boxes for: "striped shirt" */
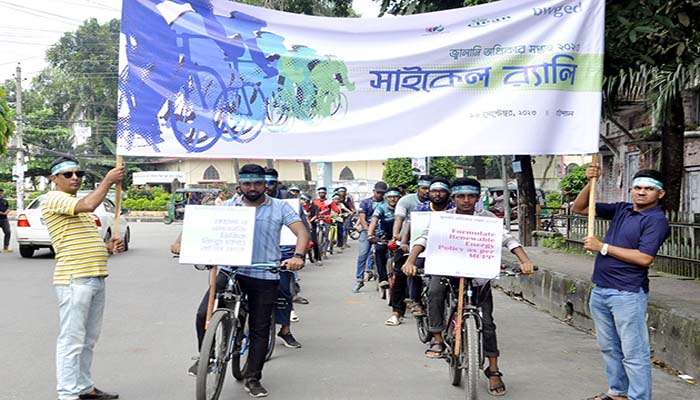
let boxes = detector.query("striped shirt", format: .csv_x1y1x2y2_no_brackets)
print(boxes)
41,191,109,285
220,195,301,280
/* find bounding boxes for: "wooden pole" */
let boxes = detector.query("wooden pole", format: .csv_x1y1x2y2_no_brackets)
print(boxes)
113,156,124,240
587,154,599,240
205,266,218,329
454,278,465,356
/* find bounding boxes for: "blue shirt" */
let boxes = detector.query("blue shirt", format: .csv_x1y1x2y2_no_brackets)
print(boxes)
220,196,301,280
413,199,455,213
592,202,670,293
359,197,384,224
371,203,395,239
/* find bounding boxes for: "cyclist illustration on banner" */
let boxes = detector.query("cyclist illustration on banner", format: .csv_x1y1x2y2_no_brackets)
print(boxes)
118,0,355,153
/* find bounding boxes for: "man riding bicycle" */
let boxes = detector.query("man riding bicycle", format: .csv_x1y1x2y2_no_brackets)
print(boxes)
402,177,534,396
353,181,387,292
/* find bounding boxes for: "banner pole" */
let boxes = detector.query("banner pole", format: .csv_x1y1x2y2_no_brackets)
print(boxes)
113,155,124,240
454,277,465,356
587,153,599,240
205,266,218,329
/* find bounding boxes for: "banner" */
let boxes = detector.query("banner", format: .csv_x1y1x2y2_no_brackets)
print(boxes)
280,198,300,246
118,0,604,160
424,213,503,278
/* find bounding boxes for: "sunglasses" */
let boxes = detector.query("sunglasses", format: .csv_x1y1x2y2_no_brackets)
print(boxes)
59,171,86,179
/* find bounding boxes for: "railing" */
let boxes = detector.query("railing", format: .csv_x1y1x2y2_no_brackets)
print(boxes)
539,209,700,279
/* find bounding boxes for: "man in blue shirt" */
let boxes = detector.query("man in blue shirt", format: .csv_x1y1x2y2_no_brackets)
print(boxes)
573,166,670,400
353,181,387,292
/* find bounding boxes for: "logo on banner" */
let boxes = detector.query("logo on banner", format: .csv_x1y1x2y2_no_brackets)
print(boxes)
424,25,445,34
533,2,582,18
467,15,511,28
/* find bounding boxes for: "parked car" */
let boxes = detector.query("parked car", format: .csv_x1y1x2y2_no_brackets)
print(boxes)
16,194,130,258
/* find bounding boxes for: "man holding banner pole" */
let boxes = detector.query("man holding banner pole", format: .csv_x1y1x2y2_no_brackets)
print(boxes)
402,177,534,396
573,164,669,400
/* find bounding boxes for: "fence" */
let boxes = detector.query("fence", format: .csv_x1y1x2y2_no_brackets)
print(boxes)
541,209,700,279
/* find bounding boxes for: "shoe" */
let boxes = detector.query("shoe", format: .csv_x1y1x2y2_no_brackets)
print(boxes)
3,247,12,252
411,304,426,317
364,271,375,281
292,296,309,305
352,282,364,293
290,310,300,323
379,280,390,289
277,332,302,348
187,359,198,377
385,315,402,326
316,260,323,266
244,379,269,398
78,388,119,399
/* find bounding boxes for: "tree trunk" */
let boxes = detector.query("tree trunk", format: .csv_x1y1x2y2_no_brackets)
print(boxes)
303,161,312,182
514,155,537,246
660,96,685,213
473,156,486,179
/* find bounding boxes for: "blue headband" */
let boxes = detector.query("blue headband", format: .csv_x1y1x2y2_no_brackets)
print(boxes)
239,173,265,182
51,161,80,175
632,177,663,190
264,175,277,182
430,182,450,192
417,180,432,187
451,185,480,195
385,190,401,197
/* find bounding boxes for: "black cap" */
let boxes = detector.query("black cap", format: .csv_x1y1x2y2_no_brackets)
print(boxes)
374,181,388,192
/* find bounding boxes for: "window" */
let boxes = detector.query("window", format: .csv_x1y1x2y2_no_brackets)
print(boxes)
203,165,220,181
339,166,354,180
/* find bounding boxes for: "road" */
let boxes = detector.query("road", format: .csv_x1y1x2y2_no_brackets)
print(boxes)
1,223,697,400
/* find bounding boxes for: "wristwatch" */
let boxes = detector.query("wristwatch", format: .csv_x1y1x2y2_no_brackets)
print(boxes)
600,243,609,256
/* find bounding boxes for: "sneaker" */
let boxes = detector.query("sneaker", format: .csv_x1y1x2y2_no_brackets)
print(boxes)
3,248,12,252
187,359,198,377
278,331,302,348
244,379,269,398
290,310,300,323
379,280,390,289
385,315,402,326
352,281,364,293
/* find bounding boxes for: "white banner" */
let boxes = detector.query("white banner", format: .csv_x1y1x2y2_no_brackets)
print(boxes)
118,0,604,160
424,213,503,278
179,205,255,265
410,211,432,258
280,198,300,246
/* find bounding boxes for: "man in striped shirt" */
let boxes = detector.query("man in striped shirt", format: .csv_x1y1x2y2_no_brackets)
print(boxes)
42,156,125,400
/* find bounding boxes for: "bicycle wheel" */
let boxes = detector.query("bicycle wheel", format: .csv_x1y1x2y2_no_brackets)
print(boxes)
444,295,462,386
265,314,276,362
416,290,431,343
464,316,480,400
230,314,247,381
328,226,335,255
196,310,232,400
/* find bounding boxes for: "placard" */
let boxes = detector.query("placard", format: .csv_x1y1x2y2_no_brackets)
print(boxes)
410,211,432,258
424,213,503,278
179,205,255,265
280,198,300,246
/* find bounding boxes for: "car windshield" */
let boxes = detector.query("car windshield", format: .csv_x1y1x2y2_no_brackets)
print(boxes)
26,196,44,210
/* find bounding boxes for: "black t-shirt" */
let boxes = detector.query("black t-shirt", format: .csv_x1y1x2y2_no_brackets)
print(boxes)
0,197,9,220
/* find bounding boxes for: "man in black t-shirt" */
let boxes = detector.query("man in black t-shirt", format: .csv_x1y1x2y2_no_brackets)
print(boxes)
0,188,11,252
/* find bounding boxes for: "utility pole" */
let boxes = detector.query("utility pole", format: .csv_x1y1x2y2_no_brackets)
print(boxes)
14,64,25,211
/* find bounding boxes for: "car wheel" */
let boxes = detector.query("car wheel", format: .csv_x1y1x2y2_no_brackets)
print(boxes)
19,245,35,258
123,227,130,251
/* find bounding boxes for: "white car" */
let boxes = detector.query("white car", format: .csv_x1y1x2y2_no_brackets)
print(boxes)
16,194,131,258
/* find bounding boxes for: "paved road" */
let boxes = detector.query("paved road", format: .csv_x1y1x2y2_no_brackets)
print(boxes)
1,223,697,400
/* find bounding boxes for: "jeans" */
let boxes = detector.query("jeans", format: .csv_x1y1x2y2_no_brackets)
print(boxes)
373,243,389,282
275,271,294,327
0,218,10,248
355,230,375,281
427,277,499,357
55,277,106,400
589,286,651,400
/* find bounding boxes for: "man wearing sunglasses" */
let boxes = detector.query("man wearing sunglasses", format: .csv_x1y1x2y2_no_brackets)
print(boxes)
42,156,126,400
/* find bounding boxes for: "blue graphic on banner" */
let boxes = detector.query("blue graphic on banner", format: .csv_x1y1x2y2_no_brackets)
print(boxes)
118,0,355,153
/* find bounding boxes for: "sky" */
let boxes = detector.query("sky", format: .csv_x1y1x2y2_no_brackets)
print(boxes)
0,0,382,85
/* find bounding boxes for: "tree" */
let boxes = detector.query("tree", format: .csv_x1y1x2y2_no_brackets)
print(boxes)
0,87,14,156
429,157,456,181
560,164,589,197
383,158,415,188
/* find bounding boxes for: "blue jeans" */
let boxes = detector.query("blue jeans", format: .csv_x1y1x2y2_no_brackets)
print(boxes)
355,230,374,281
589,286,651,400
275,271,293,327
55,277,106,400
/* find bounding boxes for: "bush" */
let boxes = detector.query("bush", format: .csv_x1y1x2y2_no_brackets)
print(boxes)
124,186,170,211
545,191,563,210
560,163,589,197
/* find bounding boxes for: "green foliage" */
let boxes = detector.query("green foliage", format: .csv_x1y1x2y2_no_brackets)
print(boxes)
559,164,589,197
383,158,415,189
430,157,456,181
0,88,14,155
123,186,170,211
540,236,566,250
545,191,563,210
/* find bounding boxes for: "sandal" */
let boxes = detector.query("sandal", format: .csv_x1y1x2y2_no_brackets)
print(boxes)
585,394,624,400
424,340,445,359
484,369,506,396
292,296,309,305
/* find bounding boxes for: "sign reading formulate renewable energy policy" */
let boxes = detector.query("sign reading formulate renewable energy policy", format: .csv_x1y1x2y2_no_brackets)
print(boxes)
117,0,604,160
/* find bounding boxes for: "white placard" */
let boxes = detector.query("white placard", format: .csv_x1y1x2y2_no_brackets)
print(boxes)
410,211,432,258
424,213,503,278
179,205,255,265
280,198,300,246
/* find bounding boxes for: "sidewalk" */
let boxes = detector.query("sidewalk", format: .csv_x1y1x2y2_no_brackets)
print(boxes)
497,246,700,380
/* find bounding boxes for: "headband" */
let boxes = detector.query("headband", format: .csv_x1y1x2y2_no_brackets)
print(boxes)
430,182,450,192
385,190,401,197
239,173,266,182
451,185,480,195
417,180,432,187
632,177,663,190
264,174,277,182
51,161,80,175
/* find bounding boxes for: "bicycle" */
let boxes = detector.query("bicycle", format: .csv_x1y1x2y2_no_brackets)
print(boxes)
346,214,361,241
369,237,398,304
327,216,339,255
414,265,432,344
316,219,331,260
194,263,283,400
440,265,536,399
